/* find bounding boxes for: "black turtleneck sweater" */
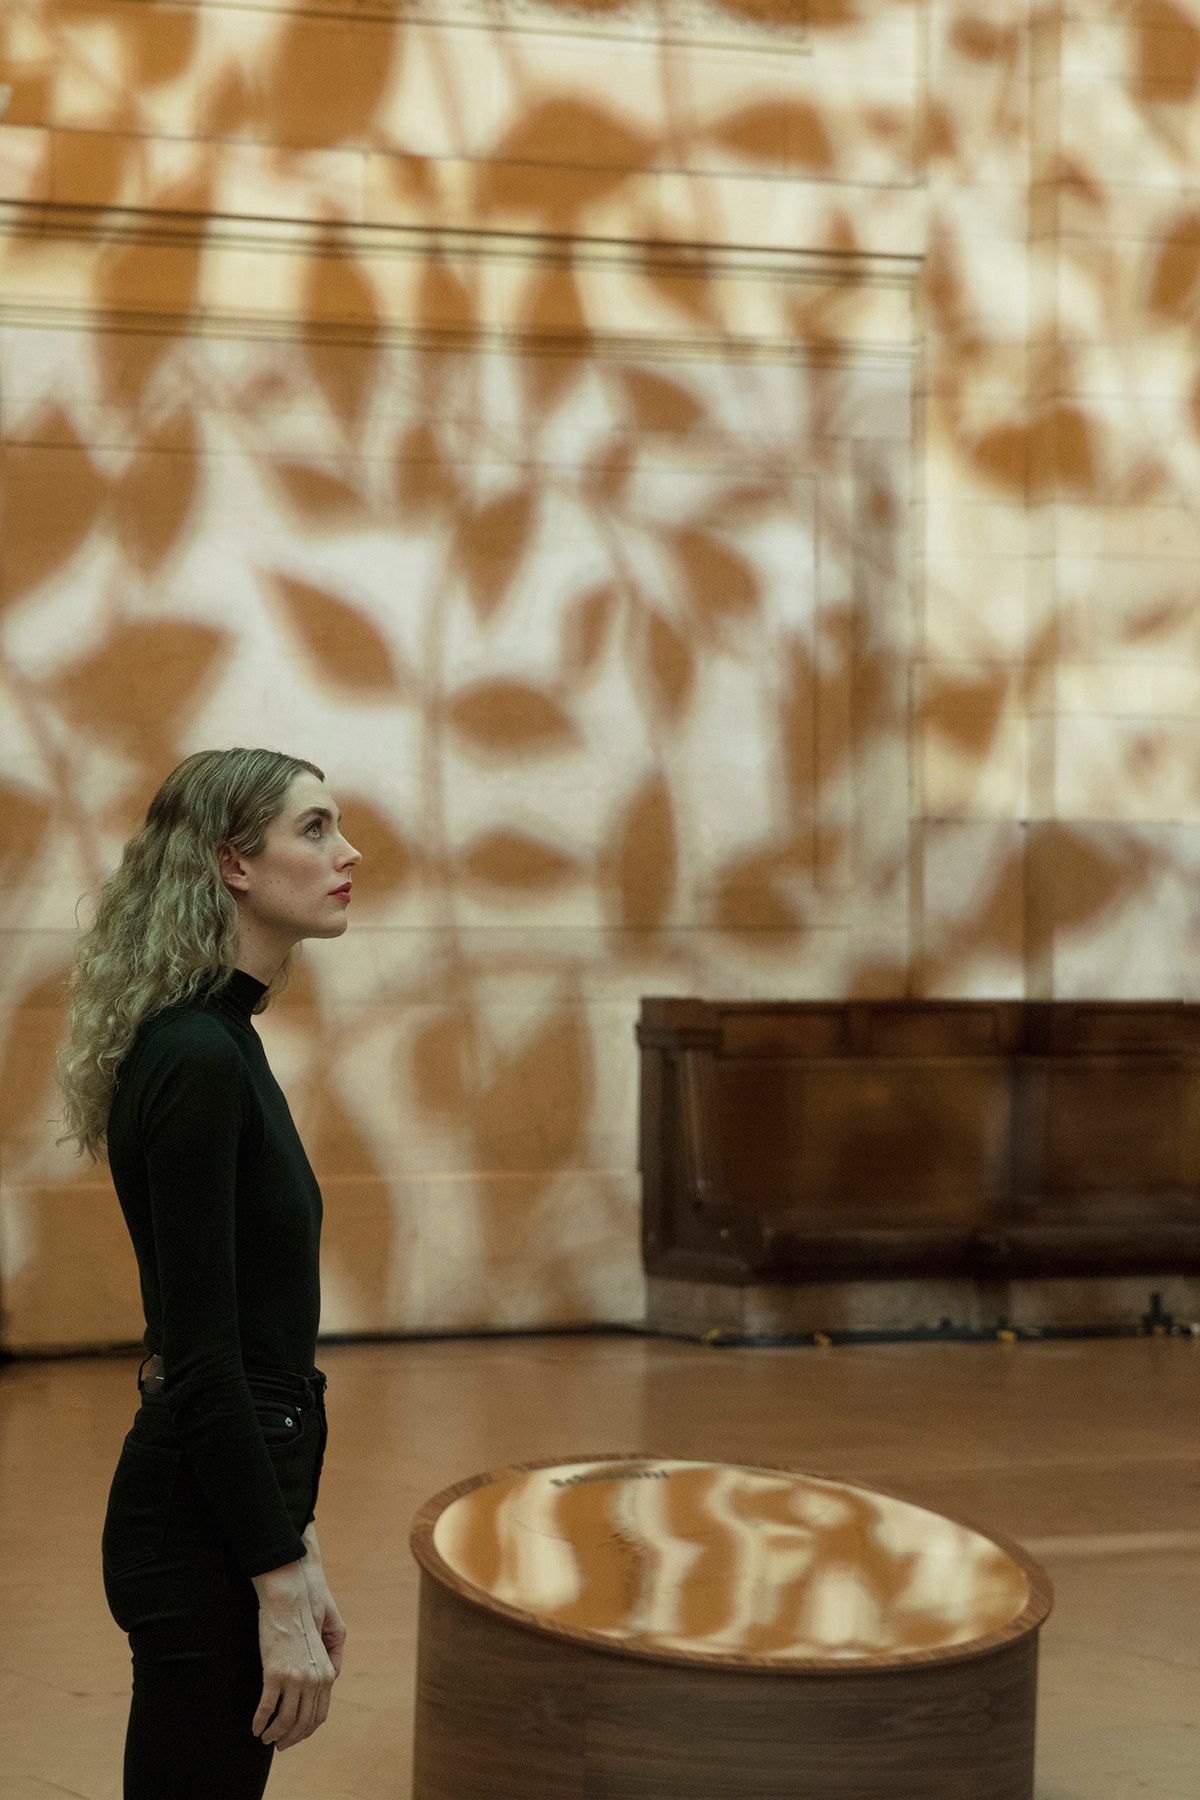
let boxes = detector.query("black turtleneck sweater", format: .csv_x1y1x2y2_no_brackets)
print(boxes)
107,969,323,1578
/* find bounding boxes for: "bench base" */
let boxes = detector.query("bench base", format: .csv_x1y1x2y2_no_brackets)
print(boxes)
646,1273,1200,1340
413,1571,1041,1800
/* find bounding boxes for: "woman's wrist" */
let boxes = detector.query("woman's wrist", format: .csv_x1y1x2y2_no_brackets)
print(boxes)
251,1560,307,1608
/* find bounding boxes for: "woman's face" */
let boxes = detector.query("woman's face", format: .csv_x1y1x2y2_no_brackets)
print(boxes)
222,772,362,946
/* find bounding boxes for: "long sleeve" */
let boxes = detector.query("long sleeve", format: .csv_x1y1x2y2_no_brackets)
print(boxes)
136,1018,308,1578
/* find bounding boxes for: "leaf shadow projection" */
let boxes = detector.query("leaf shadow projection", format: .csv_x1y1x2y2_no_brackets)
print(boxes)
130,6,200,87
0,411,107,609
641,245,722,328
714,844,808,940
1131,0,1200,105
335,796,417,909
708,638,817,944
51,128,134,210
1148,210,1200,319
918,840,1027,989
584,442,636,507
458,828,583,897
1024,822,1162,963
7,1169,144,1348
96,235,203,396
708,99,835,172
395,424,461,519
671,526,761,632
269,572,407,696
478,97,653,225
448,679,578,759
642,609,697,726
271,459,370,527
0,782,53,906
261,11,396,148
407,990,594,1285
18,0,1185,1338
303,232,383,434
49,619,230,768
98,331,182,411
468,996,593,1194
922,667,1009,759
560,584,620,686
923,823,1166,992
111,407,202,574
458,488,537,623
272,958,396,1324
410,1003,479,1120
970,405,1099,500
0,963,70,1155
600,773,677,937
306,1078,396,1325
622,367,705,435
417,257,476,339
520,267,590,412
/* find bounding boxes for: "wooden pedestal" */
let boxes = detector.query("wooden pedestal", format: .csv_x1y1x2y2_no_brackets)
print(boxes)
410,1458,1053,1800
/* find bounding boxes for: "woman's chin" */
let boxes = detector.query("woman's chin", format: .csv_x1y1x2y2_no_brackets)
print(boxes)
303,911,352,941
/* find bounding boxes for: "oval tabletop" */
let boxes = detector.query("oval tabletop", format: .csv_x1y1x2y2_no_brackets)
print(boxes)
411,1456,1052,1672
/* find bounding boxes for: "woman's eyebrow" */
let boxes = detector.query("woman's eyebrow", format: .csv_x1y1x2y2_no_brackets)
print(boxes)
296,805,341,827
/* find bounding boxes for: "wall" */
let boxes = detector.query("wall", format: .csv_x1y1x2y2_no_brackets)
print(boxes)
1,0,1197,1350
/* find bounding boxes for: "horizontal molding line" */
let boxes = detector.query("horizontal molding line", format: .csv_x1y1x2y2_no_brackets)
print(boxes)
0,300,916,367
0,201,923,289
112,0,812,56
1019,1530,1200,1558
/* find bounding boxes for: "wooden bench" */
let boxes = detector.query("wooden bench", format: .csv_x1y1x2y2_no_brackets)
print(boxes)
637,998,1200,1337
411,1456,1052,1800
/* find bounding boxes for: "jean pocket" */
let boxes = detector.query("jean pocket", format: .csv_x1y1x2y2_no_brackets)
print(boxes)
252,1397,306,1449
102,1440,181,1577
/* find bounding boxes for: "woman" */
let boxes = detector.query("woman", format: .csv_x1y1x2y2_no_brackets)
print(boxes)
58,747,361,1799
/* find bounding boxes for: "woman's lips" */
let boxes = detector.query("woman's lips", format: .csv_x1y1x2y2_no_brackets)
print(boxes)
331,884,352,902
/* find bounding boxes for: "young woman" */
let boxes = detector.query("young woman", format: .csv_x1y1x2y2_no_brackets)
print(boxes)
58,747,362,1800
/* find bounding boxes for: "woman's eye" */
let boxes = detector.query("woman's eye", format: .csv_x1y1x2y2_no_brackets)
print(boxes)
306,820,323,838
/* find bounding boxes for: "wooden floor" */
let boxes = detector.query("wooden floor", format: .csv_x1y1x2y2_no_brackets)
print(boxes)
3,1333,1200,1800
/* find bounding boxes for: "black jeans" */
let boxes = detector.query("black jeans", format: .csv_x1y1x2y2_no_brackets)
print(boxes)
102,1367,327,1800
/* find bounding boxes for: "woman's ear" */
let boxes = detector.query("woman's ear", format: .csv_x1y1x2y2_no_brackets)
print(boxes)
219,844,251,893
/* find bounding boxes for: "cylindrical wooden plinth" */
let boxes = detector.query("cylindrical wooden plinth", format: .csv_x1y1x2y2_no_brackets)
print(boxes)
410,1457,1052,1800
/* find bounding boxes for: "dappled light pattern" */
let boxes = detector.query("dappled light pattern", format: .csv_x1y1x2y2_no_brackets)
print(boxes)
1,0,1198,1344
430,1458,1034,1662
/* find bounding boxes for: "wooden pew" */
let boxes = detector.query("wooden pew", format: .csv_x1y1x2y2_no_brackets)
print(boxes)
638,998,1200,1337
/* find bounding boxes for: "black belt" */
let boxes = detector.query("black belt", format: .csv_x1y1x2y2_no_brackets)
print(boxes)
137,1353,326,1406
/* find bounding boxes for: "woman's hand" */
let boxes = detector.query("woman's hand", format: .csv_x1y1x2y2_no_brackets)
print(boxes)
250,1561,337,1749
300,1523,347,1676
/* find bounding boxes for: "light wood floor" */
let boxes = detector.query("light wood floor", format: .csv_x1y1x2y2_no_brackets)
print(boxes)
3,1333,1200,1800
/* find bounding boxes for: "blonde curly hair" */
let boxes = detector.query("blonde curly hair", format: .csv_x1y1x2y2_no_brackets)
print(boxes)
57,747,323,1159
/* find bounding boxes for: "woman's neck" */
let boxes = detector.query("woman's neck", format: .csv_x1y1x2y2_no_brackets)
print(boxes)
233,917,296,986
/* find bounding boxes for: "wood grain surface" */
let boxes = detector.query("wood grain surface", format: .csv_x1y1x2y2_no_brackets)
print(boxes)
411,1456,1049,1799
411,1571,1041,1800
638,997,1200,1286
